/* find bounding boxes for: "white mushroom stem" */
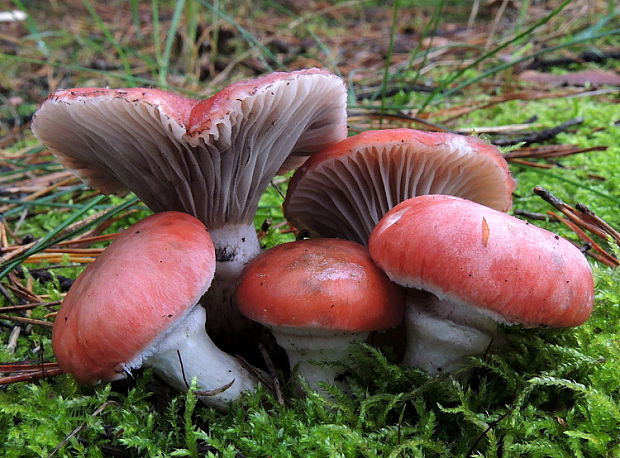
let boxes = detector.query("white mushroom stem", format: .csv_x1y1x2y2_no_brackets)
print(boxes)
271,327,369,392
402,291,500,375
201,223,263,348
136,306,258,410
209,224,262,272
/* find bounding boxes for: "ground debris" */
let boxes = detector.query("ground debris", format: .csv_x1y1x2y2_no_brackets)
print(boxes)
518,70,620,88
533,186,619,268
0,360,63,385
492,117,584,147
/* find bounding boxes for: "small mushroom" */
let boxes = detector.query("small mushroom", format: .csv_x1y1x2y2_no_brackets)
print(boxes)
284,128,516,245
32,69,348,350
52,212,257,410
236,238,404,391
368,195,595,375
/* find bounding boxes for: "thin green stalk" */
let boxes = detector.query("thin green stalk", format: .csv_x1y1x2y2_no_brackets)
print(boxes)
0,163,62,178
379,0,400,124
261,0,341,75
305,26,341,76
516,0,530,32
441,27,620,99
184,0,200,78
0,195,106,281
152,0,163,81
82,0,134,81
512,164,620,206
159,0,186,87
0,196,140,281
405,0,446,94
199,0,282,71
130,0,142,38
210,0,221,78
417,0,572,114
11,0,49,56
0,54,197,94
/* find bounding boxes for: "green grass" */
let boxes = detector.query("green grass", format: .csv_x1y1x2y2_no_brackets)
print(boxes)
1,1,619,456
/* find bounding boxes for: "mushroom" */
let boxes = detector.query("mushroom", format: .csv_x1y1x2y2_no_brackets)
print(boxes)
368,195,595,375
52,211,257,410
235,238,404,391
31,69,348,350
284,128,516,245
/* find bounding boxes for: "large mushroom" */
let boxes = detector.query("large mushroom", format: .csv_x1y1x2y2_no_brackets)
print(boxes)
53,212,257,410
368,195,595,375
284,128,516,245
32,69,348,348
235,238,404,391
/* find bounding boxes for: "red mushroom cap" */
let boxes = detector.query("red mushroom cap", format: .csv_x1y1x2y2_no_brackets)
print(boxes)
284,128,516,244
236,238,404,332
369,195,594,328
188,68,343,153
32,69,347,228
52,212,216,384
34,88,197,195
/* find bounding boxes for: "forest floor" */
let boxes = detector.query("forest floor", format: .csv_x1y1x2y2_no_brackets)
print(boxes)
0,1,619,456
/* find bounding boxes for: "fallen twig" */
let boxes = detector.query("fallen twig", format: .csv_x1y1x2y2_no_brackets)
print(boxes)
504,144,607,159
548,211,619,268
533,186,619,268
0,300,62,313
492,117,584,147
0,361,63,385
0,314,53,327
259,343,285,405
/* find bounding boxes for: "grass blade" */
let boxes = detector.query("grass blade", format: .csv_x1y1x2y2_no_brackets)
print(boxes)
159,0,186,87
199,0,283,71
81,0,134,81
417,0,572,113
0,196,139,281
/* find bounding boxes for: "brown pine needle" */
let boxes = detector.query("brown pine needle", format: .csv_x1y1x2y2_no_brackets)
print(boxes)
0,301,62,313
0,176,78,214
57,232,119,247
505,145,607,159
0,314,53,327
22,254,97,264
548,211,619,268
534,187,619,268
508,158,554,168
0,367,64,385
0,361,60,371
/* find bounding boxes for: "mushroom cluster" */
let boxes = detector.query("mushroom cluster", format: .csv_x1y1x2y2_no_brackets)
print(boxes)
32,68,348,352
37,69,595,406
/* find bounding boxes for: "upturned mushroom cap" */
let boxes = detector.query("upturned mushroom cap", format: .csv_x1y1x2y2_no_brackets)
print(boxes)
52,212,216,384
236,238,404,332
284,129,516,244
369,195,594,328
32,69,348,229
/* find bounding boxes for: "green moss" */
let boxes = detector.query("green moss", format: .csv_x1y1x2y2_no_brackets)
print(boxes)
1,2,619,456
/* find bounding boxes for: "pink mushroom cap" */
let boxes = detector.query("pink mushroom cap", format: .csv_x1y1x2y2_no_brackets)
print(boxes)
52,212,216,384
284,128,516,245
236,238,404,332
369,195,594,328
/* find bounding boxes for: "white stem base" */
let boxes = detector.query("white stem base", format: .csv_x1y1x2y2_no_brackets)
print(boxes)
272,327,368,393
145,307,257,410
201,223,263,353
402,294,498,375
